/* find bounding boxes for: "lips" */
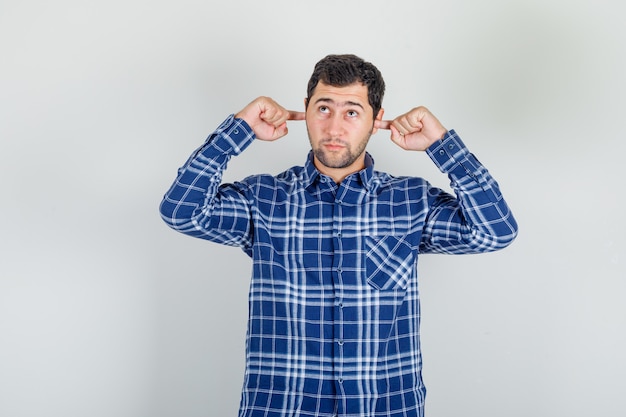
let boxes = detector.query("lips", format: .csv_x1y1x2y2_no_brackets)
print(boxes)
322,139,346,151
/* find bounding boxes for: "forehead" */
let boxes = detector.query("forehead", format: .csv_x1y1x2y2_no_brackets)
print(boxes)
310,81,370,110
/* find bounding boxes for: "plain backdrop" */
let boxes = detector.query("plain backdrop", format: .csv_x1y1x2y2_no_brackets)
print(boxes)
1,0,624,416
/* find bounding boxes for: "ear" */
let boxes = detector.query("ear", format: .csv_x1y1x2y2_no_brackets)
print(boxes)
372,108,384,134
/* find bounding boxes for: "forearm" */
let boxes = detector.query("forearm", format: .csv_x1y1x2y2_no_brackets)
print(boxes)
159,115,256,242
423,130,518,253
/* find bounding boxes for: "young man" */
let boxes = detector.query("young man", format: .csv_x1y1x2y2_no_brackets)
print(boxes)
160,54,518,417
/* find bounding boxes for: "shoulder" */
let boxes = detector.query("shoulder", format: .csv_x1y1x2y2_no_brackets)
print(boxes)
371,170,430,190
238,165,305,190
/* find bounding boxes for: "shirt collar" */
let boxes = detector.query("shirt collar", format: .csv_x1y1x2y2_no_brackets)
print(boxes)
302,151,375,191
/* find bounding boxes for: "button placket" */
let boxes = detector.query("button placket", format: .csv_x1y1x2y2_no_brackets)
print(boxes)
332,195,345,389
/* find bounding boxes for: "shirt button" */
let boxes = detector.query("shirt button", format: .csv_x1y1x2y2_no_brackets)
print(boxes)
233,128,239,134
338,378,343,384
448,144,455,150
439,149,445,155
338,340,344,346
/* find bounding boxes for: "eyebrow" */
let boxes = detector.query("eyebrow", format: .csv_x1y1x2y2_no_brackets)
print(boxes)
314,97,365,110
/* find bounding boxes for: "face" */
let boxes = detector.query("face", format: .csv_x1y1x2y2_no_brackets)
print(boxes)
305,81,383,182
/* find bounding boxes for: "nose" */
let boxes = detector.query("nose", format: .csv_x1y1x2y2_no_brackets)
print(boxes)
327,114,344,138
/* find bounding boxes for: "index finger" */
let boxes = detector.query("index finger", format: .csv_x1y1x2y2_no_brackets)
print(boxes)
375,120,393,130
288,111,305,121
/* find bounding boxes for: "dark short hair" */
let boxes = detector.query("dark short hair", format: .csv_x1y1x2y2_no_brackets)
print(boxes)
306,54,385,118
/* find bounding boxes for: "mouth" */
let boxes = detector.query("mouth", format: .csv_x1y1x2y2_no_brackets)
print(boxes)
322,140,346,151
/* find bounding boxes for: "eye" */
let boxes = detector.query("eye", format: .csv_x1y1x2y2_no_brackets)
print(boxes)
319,105,330,114
347,110,358,118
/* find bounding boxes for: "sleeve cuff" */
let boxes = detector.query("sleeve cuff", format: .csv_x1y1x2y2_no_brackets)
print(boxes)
203,114,256,156
426,129,471,173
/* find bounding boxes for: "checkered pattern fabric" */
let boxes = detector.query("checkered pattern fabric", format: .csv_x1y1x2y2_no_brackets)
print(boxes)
160,115,518,417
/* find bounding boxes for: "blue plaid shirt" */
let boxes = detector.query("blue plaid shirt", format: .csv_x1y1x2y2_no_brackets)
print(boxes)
160,115,518,417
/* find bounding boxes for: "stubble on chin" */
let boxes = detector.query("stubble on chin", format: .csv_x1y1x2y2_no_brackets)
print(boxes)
308,126,372,170
313,147,353,169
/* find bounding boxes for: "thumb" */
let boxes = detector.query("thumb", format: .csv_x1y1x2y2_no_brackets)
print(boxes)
388,124,404,143
272,122,289,140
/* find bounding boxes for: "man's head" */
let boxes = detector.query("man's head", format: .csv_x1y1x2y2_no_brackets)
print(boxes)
304,54,386,183
306,54,385,117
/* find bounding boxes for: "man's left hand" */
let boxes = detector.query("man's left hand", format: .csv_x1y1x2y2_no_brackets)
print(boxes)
376,106,448,151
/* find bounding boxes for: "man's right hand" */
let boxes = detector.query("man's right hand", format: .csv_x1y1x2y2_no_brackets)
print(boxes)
235,97,305,141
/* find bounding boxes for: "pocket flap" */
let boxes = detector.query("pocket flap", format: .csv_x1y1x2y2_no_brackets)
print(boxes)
366,235,416,291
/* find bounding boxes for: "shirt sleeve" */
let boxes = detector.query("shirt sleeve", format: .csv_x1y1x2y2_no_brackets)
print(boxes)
420,129,518,254
159,115,257,251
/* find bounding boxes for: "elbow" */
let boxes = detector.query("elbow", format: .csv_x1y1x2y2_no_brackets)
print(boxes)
463,211,518,253
159,196,185,230
159,195,213,238
495,227,518,250
488,213,519,251
467,228,517,254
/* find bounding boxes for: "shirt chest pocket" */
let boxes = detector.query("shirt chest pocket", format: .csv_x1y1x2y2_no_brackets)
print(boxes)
365,235,416,291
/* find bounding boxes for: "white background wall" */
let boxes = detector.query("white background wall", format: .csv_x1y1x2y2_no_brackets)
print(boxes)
1,0,624,416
